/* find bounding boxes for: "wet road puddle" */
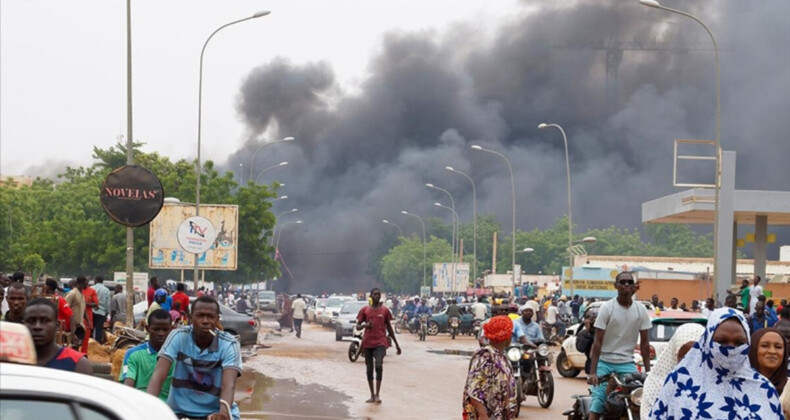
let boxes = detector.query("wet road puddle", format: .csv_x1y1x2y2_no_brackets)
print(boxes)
236,370,353,419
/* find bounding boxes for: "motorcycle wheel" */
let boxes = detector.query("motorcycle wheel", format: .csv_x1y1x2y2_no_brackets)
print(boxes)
451,327,456,340
537,371,554,408
394,321,401,334
513,379,523,418
556,350,581,378
348,342,360,362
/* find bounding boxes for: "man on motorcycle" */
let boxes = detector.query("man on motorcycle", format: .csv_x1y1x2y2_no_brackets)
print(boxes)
446,299,461,319
412,298,432,330
514,307,544,348
587,272,652,420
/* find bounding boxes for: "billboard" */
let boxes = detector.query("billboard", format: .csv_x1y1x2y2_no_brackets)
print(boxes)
432,262,469,293
113,272,149,292
561,266,638,298
149,203,239,270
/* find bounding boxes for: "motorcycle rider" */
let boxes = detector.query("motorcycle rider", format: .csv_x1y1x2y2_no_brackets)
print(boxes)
471,298,488,321
575,309,598,374
514,307,544,348
446,299,461,320
413,298,432,331
587,272,652,420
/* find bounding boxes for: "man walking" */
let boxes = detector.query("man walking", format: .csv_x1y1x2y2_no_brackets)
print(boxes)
291,293,306,338
92,276,111,343
147,277,160,307
750,275,764,315
356,288,401,404
65,276,88,352
23,298,93,374
587,272,652,420
110,284,127,326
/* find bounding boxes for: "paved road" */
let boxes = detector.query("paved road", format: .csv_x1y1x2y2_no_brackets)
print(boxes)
241,318,590,419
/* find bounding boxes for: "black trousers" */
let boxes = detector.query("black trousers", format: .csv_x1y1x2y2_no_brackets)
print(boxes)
93,313,106,343
293,318,303,337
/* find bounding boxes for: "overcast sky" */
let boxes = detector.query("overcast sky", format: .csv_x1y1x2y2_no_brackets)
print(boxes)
1,0,523,176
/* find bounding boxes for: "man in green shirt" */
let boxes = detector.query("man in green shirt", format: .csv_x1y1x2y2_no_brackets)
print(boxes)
121,309,174,401
740,279,751,314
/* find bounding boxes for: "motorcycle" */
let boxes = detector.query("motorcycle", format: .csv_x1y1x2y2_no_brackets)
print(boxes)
563,372,647,420
506,342,555,417
418,314,430,341
472,319,483,339
348,322,366,362
449,316,460,339
540,321,565,346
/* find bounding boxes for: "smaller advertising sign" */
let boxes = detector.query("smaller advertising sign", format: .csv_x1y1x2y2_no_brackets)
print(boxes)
562,266,639,298
177,216,217,254
113,272,149,292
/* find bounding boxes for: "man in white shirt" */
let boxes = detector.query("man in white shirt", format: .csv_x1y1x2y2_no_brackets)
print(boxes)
750,275,764,315
291,294,307,338
700,297,715,317
471,300,487,321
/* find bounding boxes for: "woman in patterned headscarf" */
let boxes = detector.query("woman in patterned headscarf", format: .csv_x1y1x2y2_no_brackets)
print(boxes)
649,308,785,420
463,315,516,420
640,323,705,420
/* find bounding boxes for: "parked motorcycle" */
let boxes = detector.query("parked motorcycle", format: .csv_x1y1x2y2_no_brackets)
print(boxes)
449,316,460,340
418,314,430,341
540,321,564,346
563,372,647,420
506,342,555,417
348,322,366,362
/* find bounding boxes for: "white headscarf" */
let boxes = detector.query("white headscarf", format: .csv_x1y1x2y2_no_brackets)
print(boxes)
640,323,705,420
649,308,785,420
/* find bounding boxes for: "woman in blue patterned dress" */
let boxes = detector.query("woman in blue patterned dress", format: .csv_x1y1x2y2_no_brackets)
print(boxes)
649,307,785,419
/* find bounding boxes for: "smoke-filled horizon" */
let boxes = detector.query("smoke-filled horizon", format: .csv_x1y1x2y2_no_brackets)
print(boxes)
224,1,789,293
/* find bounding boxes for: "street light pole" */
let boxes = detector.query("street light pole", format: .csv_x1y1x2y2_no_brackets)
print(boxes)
435,202,460,295
539,123,574,296
124,0,135,325
640,0,722,301
382,219,404,237
275,220,303,250
446,166,477,284
471,145,517,297
248,136,295,182
254,161,289,183
426,183,457,262
401,210,427,291
194,10,271,291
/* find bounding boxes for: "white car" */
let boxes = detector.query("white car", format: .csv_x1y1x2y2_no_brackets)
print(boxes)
1,362,178,420
334,300,369,341
320,296,355,326
306,298,328,323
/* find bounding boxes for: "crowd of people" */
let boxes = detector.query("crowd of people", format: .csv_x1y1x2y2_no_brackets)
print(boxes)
461,271,790,420
0,273,243,420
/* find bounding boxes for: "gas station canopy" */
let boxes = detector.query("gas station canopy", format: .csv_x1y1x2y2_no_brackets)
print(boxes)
642,188,790,225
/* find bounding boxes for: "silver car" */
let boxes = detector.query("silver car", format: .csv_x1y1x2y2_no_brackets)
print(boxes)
334,301,368,341
306,298,328,323
320,296,355,326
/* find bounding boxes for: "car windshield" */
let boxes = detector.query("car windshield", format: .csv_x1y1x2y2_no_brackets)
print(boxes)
259,291,275,299
341,302,367,314
327,297,351,307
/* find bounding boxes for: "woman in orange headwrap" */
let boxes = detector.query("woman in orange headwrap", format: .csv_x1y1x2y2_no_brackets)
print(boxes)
463,315,516,420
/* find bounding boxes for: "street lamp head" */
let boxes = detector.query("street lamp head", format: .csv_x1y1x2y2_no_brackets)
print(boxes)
278,161,289,166
445,166,455,171
295,220,303,224
401,210,409,215
537,123,549,129
279,195,288,199
639,0,661,8
425,183,434,188
582,236,597,243
523,247,535,253
164,197,181,203
291,208,298,212
470,145,483,150
433,202,442,207
252,10,272,18
382,219,389,224
283,136,295,141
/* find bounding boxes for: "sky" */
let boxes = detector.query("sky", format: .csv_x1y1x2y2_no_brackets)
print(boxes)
2,1,789,291
0,0,523,176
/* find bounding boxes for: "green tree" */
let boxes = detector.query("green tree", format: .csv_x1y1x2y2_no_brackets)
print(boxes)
380,236,452,293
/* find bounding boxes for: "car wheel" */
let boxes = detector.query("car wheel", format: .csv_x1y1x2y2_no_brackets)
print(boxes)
556,350,581,378
427,321,439,336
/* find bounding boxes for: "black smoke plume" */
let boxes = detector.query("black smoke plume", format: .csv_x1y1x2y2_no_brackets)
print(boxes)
225,1,790,293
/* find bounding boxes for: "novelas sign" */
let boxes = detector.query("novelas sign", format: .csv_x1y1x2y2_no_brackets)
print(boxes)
100,165,164,227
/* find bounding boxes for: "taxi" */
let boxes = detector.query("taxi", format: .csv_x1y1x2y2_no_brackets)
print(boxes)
0,321,177,420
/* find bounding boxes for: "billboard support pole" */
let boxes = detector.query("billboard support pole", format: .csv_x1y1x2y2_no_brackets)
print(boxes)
124,0,135,327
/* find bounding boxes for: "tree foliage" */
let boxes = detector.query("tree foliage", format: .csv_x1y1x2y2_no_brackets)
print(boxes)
0,143,279,284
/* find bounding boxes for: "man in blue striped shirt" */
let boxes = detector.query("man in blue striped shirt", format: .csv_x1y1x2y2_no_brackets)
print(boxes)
147,295,242,420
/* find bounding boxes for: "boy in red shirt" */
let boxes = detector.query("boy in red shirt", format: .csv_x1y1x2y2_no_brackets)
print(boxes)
356,288,401,404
